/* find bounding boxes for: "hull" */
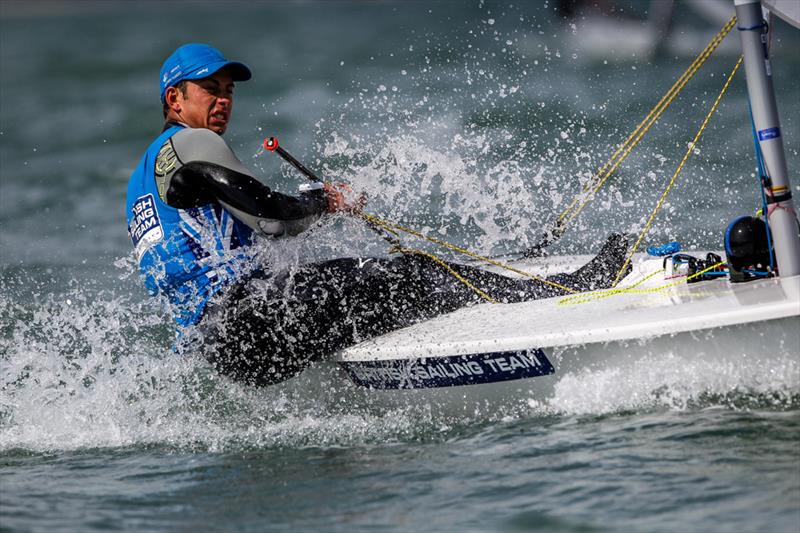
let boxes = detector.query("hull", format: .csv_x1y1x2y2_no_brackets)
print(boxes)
328,316,798,415
330,256,800,415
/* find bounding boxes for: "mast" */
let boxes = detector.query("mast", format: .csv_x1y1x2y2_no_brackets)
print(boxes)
734,0,800,277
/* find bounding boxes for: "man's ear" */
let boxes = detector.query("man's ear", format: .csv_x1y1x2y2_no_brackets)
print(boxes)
164,86,182,113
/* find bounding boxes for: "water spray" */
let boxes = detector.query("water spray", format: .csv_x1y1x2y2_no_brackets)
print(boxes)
263,136,400,247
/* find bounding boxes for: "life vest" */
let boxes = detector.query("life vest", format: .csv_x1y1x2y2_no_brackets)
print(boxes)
126,125,255,326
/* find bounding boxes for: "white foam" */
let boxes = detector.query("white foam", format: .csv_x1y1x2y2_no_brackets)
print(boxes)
0,279,459,452
544,352,800,416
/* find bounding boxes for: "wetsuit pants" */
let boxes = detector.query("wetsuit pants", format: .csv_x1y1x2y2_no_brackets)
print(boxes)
199,240,626,386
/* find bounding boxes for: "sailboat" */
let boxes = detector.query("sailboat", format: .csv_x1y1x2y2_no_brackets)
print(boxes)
330,0,800,407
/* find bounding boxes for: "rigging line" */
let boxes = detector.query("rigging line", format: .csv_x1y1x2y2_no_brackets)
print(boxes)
356,23,737,299
559,261,727,306
390,246,498,304
611,57,744,287
359,16,741,301
529,15,738,255
556,16,738,232
360,212,579,294
561,16,737,217
558,268,665,306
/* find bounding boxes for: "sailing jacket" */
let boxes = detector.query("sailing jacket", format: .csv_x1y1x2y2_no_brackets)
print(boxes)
126,123,327,326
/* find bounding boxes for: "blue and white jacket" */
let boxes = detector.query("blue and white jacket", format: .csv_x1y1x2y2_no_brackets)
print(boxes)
126,124,326,326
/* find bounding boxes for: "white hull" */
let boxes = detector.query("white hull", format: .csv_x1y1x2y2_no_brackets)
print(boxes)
327,316,797,415
330,254,800,413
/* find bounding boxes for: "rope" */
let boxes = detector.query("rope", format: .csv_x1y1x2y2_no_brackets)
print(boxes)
551,16,738,240
358,51,742,300
340,16,740,304
611,56,744,286
389,246,499,304
559,261,727,306
360,212,579,294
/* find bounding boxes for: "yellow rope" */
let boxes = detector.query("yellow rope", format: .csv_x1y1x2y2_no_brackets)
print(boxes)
344,16,739,304
390,246,499,303
559,261,726,306
612,57,744,286
360,212,579,294
554,16,737,235
359,45,740,301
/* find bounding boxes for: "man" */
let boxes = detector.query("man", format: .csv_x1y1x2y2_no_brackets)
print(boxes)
127,43,629,387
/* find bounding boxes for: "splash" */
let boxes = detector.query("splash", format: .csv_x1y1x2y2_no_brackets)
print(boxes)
543,351,800,416
288,2,765,257
2,262,798,454
0,265,481,453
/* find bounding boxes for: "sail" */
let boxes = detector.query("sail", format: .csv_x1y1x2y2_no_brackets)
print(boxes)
762,0,800,29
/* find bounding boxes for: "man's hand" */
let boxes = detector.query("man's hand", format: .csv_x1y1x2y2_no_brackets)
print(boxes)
323,182,366,214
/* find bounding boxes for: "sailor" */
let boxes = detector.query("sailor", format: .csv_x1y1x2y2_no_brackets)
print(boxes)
126,43,630,387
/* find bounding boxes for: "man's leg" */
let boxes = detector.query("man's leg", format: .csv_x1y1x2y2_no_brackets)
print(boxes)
198,256,451,386
443,233,631,303
198,234,629,386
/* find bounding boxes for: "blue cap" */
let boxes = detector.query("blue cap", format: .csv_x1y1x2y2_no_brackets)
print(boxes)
160,43,251,102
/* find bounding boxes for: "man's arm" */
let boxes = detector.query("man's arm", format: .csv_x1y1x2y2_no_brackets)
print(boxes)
159,127,327,237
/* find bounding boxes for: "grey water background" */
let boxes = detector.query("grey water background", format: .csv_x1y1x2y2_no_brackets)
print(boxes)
1,1,799,531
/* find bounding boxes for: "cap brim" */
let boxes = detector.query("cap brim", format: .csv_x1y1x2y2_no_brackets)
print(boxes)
217,61,252,81
184,60,252,82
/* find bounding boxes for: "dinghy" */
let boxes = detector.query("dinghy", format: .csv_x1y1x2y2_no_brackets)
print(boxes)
335,255,798,404
331,0,800,406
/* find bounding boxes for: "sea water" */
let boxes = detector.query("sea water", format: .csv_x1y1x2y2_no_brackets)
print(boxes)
1,2,799,531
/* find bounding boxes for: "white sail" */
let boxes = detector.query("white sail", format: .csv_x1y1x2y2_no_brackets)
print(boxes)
763,0,800,28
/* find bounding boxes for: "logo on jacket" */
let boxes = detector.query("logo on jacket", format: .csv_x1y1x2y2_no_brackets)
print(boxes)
130,194,164,261
155,141,178,177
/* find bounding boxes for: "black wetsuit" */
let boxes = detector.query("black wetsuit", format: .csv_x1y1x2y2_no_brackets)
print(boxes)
156,122,628,386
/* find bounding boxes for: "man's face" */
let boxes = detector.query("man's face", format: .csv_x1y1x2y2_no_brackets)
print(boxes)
167,69,235,134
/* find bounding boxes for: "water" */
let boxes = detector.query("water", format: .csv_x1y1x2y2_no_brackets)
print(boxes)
3,410,798,532
1,2,799,531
